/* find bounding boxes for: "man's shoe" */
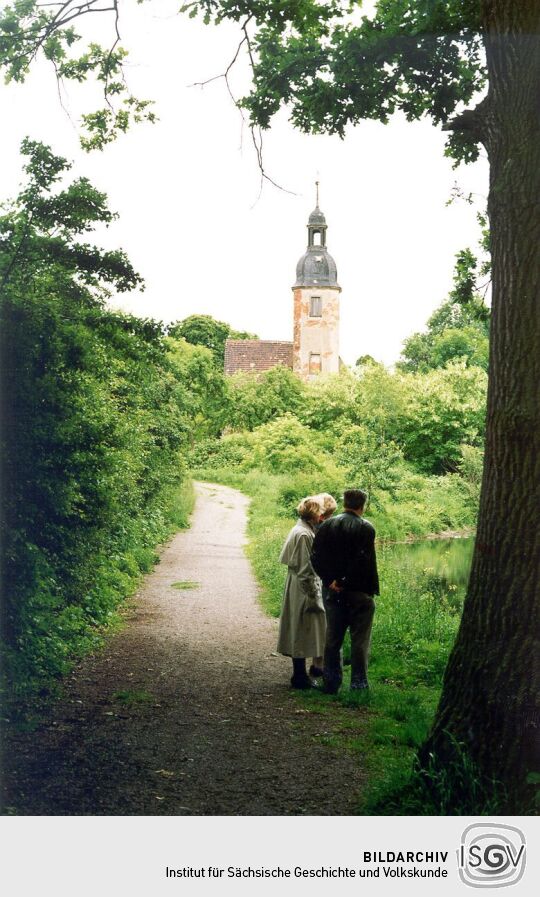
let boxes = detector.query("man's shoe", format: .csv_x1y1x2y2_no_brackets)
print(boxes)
309,665,324,678
350,678,369,690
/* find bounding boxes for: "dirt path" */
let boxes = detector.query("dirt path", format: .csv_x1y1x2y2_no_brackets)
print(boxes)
2,483,369,815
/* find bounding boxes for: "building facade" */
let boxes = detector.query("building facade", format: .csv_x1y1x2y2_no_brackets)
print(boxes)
224,190,341,381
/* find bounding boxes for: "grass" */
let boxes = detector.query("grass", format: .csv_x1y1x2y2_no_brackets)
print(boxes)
193,464,472,814
112,689,154,705
171,581,200,590
165,478,196,532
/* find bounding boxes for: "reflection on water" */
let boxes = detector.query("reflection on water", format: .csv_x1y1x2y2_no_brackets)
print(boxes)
382,537,474,589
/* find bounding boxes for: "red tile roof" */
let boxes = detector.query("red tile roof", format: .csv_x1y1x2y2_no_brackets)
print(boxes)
224,339,293,374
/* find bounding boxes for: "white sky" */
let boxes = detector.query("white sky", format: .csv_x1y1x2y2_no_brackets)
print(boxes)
0,0,489,365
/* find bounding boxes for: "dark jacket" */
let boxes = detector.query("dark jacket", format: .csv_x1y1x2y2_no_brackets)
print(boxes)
311,511,379,596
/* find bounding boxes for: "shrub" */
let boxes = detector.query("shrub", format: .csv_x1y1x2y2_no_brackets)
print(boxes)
395,362,487,473
456,443,484,513
0,143,197,699
332,423,404,508
247,414,330,475
226,366,305,431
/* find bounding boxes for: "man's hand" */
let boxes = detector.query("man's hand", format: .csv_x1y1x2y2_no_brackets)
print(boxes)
329,580,344,593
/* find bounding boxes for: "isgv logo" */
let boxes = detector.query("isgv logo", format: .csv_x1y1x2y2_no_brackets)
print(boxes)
458,823,526,888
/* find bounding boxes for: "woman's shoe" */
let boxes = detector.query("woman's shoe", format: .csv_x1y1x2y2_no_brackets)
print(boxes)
290,674,316,690
309,665,324,678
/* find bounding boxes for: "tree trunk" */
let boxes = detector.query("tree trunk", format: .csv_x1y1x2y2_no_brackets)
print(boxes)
421,0,540,810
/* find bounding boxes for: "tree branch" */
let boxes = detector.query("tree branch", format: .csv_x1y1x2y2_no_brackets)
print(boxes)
442,98,488,138
102,0,123,110
189,30,248,91
189,15,296,199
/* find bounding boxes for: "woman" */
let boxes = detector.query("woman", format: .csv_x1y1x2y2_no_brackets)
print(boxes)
277,496,326,689
309,492,338,677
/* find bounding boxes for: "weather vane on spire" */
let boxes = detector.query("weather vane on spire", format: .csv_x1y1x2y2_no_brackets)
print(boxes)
315,175,320,208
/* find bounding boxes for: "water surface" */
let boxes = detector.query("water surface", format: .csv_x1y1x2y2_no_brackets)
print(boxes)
382,537,474,590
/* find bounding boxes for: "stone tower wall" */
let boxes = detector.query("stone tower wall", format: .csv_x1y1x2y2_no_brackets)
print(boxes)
292,287,341,380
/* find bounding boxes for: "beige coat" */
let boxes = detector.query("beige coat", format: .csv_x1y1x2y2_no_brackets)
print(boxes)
276,519,326,658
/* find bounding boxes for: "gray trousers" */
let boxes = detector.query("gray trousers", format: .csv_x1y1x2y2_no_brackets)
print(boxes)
323,589,375,688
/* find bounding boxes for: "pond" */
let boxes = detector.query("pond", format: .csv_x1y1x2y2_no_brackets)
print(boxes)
381,536,474,591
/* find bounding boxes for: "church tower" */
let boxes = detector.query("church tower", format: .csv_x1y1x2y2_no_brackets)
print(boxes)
293,184,341,379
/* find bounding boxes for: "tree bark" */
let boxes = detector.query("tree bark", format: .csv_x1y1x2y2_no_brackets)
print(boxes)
421,0,540,810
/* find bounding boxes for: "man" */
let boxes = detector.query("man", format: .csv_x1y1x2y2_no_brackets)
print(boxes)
311,489,379,693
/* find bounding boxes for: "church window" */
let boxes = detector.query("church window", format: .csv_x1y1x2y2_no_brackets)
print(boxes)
313,231,322,246
309,296,322,317
309,353,322,375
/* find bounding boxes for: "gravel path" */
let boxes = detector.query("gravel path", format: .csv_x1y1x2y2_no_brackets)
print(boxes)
2,482,368,815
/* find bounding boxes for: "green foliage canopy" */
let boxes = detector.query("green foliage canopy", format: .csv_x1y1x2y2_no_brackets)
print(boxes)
399,238,491,373
169,313,257,367
226,364,305,431
0,2,486,160
166,335,230,438
333,424,404,507
396,361,487,473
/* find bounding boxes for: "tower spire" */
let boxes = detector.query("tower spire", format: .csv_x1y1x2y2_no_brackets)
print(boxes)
292,193,341,380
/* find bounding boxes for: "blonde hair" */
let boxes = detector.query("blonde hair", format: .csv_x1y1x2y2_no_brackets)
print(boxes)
313,492,337,518
297,496,323,522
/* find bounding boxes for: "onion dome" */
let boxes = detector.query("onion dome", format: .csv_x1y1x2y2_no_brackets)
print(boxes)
294,184,339,288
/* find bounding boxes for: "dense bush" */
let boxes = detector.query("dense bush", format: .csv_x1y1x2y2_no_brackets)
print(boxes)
297,368,359,430
226,366,306,431
457,443,484,515
395,362,487,473
331,424,404,507
193,359,486,524
166,336,230,440
0,143,203,694
246,414,330,474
